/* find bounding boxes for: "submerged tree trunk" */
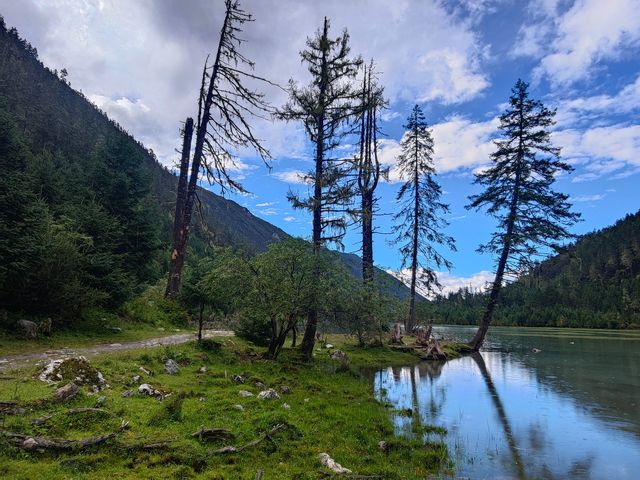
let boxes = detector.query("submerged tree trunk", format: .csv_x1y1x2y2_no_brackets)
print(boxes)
166,117,194,299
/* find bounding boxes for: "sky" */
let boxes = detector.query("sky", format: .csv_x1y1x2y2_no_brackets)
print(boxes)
1,0,639,295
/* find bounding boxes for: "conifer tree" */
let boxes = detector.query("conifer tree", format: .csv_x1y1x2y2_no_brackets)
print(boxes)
466,79,579,350
277,17,362,360
392,105,454,332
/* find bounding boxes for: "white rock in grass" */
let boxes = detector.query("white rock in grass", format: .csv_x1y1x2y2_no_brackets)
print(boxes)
319,453,352,474
238,390,253,397
257,388,280,400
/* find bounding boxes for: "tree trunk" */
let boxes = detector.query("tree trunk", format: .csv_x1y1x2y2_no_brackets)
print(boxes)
407,153,420,332
300,18,329,362
165,117,194,298
362,192,374,285
197,301,204,342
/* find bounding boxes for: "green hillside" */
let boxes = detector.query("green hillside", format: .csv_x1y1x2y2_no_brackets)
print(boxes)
434,211,640,329
0,18,410,327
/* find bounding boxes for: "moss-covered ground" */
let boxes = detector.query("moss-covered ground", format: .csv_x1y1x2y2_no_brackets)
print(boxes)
0,336,451,479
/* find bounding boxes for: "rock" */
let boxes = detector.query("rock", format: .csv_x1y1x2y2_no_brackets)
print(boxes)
17,319,38,339
198,366,208,373
378,440,388,452
139,366,152,376
325,344,334,349
319,453,352,475
95,396,107,407
532,348,542,353
164,359,180,375
138,384,155,396
238,390,253,397
255,381,265,388
39,357,108,390
330,350,349,362
282,403,291,409
280,385,293,395
304,398,310,403
257,388,280,400
231,374,245,383
121,390,134,398
54,383,79,403
22,437,39,450
199,397,206,402
233,404,245,411
131,375,141,385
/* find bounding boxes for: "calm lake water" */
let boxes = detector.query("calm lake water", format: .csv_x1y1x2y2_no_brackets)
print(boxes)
373,325,640,479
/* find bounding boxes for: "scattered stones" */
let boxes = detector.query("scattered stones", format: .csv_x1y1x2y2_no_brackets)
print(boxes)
282,403,290,410
238,390,253,398
164,359,180,375
198,366,208,373
39,357,108,390
319,453,352,475
378,440,388,452
325,344,334,349
54,383,79,403
279,385,293,395
231,374,245,383
199,397,206,402
233,404,245,411
255,381,265,388
139,366,152,376
330,350,349,362
95,396,107,407
257,389,280,400
121,390,134,398
130,375,141,385
137,383,168,399
304,398,310,403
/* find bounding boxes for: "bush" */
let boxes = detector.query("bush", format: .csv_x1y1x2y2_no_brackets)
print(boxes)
234,311,271,346
121,285,189,326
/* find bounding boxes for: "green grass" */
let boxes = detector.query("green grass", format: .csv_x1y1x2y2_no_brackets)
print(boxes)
0,336,451,479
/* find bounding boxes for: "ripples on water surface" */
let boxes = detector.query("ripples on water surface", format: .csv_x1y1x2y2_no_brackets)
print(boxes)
373,325,640,479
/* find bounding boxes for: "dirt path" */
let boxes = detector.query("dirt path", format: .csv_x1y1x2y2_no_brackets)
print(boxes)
0,330,233,373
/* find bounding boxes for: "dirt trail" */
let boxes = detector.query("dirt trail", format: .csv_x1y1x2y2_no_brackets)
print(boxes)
0,330,233,373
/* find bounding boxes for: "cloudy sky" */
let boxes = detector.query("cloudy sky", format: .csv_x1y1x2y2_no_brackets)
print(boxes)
2,0,639,294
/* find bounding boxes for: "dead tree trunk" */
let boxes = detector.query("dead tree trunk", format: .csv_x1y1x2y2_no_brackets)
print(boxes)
166,117,194,298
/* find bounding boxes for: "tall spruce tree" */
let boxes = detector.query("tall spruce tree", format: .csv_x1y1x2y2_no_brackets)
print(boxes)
392,105,454,332
277,17,362,359
466,79,579,350
166,0,271,298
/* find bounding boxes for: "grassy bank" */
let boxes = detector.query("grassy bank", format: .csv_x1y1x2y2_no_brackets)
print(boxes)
0,336,450,479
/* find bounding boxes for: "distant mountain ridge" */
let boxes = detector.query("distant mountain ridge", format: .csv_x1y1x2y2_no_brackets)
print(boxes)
434,210,640,328
0,16,412,315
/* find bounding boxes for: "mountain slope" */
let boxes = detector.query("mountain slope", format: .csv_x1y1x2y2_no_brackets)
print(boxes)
0,17,411,322
434,211,640,328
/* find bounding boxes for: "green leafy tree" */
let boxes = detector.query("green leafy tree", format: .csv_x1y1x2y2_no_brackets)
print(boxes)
392,105,454,332
277,18,362,359
466,79,579,350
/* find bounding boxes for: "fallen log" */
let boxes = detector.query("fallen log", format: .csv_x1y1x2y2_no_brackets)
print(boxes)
191,427,235,442
0,420,129,451
209,424,285,455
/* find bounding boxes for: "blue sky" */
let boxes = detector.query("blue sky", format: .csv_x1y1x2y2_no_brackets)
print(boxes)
2,0,639,294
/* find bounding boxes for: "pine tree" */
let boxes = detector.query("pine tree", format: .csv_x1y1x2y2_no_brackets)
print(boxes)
466,79,579,350
277,17,362,360
392,105,454,333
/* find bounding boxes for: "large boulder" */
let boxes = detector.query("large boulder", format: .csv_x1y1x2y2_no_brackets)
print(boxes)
39,357,108,391
54,383,79,403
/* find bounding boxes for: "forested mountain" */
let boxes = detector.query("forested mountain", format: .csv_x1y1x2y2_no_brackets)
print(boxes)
0,18,409,326
433,211,640,329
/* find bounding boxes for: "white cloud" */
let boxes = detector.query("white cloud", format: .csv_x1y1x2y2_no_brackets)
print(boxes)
259,208,278,216
532,0,640,86
272,170,309,184
255,201,276,207
570,194,605,202
283,216,296,222
553,124,640,180
389,268,494,298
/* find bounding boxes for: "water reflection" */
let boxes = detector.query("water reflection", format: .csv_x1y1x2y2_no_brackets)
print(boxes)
374,326,640,479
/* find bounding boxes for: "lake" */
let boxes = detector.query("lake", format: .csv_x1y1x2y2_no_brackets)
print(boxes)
373,325,640,479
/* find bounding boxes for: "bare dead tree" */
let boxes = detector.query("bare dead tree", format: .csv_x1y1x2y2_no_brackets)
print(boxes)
355,61,388,286
166,0,272,299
